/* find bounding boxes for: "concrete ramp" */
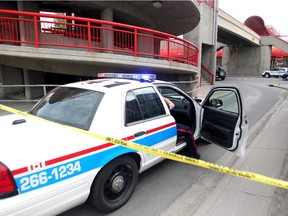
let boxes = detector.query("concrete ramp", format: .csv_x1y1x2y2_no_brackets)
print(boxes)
261,36,288,53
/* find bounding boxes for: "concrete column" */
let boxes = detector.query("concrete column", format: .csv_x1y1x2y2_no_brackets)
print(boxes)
222,45,271,76
23,69,45,100
101,8,113,51
23,69,32,100
17,1,40,46
1,65,24,98
184,1,218,93
0,65,3,97
182,27,201,96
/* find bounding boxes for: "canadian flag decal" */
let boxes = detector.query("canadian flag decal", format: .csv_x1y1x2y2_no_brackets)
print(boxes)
29,162,45,171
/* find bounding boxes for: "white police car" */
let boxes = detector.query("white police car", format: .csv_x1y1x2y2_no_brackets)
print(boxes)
0,73,248,215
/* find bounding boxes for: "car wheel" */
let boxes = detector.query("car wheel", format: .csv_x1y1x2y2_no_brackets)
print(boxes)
89,156,138,213
286,76,288,81
264,73,270,78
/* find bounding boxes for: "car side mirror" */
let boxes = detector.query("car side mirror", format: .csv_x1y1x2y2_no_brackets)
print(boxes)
210,98,223,108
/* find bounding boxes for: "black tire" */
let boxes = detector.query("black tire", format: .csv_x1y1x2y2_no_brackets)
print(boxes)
285,76,288,81
265,73,270,78
89,156,138,213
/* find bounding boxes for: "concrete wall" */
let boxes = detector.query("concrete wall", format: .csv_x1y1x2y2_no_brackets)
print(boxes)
0,65,3,97
23,69,45,100
189,2,218,84
222,46,271,76
201,4,217,45
0,1,17,10
1,65,24,97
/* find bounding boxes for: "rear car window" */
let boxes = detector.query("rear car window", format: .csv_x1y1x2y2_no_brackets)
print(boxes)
125,87,166,124
30,87,104,130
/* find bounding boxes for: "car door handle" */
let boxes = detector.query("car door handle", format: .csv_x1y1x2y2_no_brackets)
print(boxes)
134,131,146,137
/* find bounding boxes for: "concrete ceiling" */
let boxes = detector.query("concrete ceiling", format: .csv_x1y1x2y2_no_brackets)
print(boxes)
40,1,201,36
217,27,258,46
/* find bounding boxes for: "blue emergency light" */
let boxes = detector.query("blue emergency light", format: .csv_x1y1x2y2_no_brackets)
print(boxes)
97,73,156,82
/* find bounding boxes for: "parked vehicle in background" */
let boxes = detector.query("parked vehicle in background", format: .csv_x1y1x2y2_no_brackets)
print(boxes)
281,72,288,80
216,66,226,80
261,67,288,78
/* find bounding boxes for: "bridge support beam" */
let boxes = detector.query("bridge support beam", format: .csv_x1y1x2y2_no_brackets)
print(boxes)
222,46,271,76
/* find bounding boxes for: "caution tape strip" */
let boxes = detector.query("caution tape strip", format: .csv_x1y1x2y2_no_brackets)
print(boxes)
1,104,288,190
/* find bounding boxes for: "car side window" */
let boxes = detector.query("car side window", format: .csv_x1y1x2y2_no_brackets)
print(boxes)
157,87,186,102
205,90,239,114
125,87,166,124
125,91,143,124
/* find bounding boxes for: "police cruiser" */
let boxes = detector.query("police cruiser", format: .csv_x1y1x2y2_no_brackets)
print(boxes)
0,73,248,215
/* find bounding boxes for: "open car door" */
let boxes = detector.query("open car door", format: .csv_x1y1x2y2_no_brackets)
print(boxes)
201,87,248,157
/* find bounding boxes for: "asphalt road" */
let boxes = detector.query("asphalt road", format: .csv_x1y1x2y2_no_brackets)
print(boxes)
160,77,288,216
58,76,288,216
1,77,287,215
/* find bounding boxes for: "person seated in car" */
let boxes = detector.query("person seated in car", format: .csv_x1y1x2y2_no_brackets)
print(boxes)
163,96,201,159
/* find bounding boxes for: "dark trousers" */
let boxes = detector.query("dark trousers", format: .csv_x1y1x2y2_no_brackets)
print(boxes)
176,123,198,156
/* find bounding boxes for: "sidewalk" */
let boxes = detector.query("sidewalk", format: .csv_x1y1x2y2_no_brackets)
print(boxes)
196,84,213,98
160,83,288,216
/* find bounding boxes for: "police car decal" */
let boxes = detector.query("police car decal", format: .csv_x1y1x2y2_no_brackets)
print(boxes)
13,122,176,194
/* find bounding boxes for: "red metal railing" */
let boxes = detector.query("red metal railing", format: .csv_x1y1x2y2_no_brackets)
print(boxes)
201,64,215,85
0,9,198,66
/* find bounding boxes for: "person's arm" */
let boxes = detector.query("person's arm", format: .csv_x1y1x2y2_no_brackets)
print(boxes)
163,96,175,110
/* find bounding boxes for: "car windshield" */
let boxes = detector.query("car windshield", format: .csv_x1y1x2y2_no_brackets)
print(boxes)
29,87,104,130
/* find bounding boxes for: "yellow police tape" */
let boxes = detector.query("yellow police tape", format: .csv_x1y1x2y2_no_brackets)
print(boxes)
1,104,288,190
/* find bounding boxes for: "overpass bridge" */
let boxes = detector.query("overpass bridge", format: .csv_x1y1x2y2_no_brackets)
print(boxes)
217,9,288,76
218,10,260,46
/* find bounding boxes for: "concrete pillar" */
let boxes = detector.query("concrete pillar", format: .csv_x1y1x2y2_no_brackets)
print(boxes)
0,65,3,97
1,65,24,98
184,1,218,93
17,1,40,46
222,45,271,76
23,69,45,100
101,8,113,51
202,44,216,82
15,2,44,100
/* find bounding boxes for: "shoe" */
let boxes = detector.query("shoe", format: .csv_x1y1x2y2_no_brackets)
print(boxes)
191,153,201,159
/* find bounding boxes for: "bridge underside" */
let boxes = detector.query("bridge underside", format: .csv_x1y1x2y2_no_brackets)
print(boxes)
218,14,288,76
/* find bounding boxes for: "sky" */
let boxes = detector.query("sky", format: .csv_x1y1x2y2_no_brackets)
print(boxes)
218,0,288,39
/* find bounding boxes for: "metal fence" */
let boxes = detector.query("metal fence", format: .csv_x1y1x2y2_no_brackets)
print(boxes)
0,84,58,102
0,81,200,103
0,9,198,66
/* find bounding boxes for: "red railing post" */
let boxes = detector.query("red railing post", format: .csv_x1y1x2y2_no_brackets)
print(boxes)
34,15,39,48
87,21,91,52
187,43,190,64
134,29,137,57
167,37,170,61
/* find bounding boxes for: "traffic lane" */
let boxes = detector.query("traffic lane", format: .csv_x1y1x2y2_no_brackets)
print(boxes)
177,90,288,216
155,78,288,216
60,77,285,215
59,144,228,216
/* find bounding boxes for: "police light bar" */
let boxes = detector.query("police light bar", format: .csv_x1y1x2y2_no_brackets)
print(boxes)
97,73,156,82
